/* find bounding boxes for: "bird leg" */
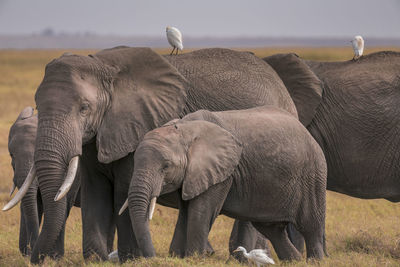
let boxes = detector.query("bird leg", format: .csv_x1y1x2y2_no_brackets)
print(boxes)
170,47,176,55
176,48,179,55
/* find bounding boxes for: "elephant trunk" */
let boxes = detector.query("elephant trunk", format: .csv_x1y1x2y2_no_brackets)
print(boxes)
19,180,40,256
30,120,81,264
128,171,161,258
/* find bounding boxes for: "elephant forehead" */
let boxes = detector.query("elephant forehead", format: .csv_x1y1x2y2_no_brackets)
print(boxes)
9,121,37,146
139,127,186,155
46,53,100,74
143,126,181,144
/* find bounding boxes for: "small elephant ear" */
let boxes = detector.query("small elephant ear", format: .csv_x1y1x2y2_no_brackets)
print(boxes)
264,53,323,126
180,120,242,200
17,106,34,120
95,47,187,163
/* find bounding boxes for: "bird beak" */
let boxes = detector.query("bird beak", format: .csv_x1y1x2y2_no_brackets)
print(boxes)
233,249,239,253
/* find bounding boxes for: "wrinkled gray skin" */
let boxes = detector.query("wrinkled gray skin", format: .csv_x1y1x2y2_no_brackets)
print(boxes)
128,107,327,261
264,51,400,248
8,107,82,257
31,47,299,263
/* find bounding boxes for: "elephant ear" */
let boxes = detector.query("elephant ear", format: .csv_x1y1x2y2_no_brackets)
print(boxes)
95,47,187,163
180,120,242,200
264,53,323,126
17,106,34,120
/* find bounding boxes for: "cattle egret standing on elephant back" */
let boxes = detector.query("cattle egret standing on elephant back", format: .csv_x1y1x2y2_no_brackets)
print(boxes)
166,26,183,55
351,35,364,60
233,246,275,266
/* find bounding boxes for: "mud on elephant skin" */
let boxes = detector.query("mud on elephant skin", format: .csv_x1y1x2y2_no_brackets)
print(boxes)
126,107,327,261
4,107,115,260
27,47,304,263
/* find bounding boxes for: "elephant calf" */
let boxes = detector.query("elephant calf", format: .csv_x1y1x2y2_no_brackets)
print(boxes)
126,106,327,261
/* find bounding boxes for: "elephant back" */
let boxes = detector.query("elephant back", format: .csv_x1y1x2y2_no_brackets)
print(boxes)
165,48,298,118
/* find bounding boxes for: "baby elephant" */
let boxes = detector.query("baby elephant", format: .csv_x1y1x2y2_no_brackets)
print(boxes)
127,106,327,261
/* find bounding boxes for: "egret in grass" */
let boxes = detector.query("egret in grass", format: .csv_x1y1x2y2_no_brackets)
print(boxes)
166,26,183,55
233,246,275,266
351,35,364,60
108,250,118,262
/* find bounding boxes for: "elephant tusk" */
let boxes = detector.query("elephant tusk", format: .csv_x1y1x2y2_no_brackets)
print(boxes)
149,197,157,220
54,156,79,201
3,165,36,211
119,199,128,216
118,197,157,219
9,183,16,197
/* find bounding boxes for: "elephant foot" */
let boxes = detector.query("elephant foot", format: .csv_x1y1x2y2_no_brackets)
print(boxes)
83,252,107,262
205,240,215,255
19,247,31,257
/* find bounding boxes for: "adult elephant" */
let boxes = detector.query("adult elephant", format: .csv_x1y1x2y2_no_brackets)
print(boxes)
5,47,305,264
263,51,400,247
4,107,116,260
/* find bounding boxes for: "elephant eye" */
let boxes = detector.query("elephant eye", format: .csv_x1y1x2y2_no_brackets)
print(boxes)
80,103,90,115
161,162,170,172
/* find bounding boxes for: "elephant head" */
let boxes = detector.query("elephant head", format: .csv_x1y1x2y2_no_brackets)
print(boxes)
4,47,187,263
6,107,41,256
126,118,242,257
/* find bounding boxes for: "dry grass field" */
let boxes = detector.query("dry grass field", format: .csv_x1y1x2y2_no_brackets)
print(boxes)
1,47,400,266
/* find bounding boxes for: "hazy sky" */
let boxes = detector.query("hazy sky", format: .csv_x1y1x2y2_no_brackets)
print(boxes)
0,0,399,38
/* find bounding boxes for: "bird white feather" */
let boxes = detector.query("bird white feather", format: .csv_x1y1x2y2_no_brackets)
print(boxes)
166,26,183,51
351,35,364,59
233,246,275,266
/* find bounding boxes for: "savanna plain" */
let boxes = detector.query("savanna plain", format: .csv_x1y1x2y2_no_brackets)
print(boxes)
1,47,400,267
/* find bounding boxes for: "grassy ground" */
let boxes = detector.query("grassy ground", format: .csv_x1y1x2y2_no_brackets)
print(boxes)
1,47,400,266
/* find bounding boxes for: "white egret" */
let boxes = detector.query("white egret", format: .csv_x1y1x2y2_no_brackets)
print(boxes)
351,35,364,60
108,250,119,262
166,26,183,55
233,246,275,267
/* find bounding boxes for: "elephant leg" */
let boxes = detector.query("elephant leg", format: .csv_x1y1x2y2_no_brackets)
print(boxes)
185,179,232,257
20,190,43,256
299,222,325,259
287,223,305,254
159,191,215,257
106,223,116,254
169,199,188,258
169,196,215,257
81,169,113,261
113,153,142,262
19,207,29,256
252,222,302,261
229,220,271,263
50,221,66,260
